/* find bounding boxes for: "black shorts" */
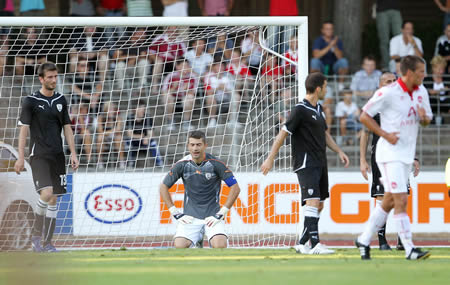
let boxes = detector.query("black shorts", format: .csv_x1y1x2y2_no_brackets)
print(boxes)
371,155,411,197
30,153,67,196
296,165,329,206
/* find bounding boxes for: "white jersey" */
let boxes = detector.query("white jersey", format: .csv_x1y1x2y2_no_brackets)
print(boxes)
362,78,432,164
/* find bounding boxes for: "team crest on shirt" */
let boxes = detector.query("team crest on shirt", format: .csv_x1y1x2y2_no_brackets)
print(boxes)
418,96,423,103
308,189,314,196
205,173,212,180
56,104,62,112
391,182,397,189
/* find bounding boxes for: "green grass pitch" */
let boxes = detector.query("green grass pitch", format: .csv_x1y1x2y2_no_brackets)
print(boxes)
1,248,449,285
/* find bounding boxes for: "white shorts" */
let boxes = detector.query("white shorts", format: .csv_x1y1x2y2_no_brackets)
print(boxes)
377,161,412,194
174,217,227,246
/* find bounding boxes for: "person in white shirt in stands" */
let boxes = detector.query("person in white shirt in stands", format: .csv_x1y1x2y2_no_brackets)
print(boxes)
241,30,263,75
389,21,423,73
335,90,363,145
185,39,213,76
355,55,433,260
203,60,240,128
351,55,382,107
162,0,188,16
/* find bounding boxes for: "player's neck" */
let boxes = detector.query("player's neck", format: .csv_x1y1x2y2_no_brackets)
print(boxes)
400,76,416,91
40,87,54,97
305,94,318,106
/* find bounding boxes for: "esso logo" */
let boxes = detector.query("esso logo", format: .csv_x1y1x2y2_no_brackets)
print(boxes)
84,184,143,224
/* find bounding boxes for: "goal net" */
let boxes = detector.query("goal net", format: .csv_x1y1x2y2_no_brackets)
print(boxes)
0,17,308,250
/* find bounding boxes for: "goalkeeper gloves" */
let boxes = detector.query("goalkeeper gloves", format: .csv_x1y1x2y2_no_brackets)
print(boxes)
169,206,193,225
205,206,229,227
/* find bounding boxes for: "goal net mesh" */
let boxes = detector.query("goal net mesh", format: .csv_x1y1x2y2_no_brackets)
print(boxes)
0,22,305,250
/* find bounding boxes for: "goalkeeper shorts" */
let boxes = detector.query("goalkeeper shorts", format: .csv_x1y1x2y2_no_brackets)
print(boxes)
174,217,227,246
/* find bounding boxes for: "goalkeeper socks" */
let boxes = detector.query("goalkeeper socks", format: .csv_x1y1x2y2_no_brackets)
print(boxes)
393,213,414,256
43,204,57,245
33,198,48,237
300,206,320,247
358,204,388,246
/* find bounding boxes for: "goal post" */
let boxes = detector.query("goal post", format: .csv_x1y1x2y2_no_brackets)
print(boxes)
0,16,308,250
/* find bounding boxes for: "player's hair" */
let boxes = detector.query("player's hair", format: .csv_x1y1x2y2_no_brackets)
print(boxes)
305,72,327,94
188,130,206,143
400,55,425,75
38,61,57,78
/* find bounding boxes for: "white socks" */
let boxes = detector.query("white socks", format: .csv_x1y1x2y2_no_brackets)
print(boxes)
36,198,48,216
304,205,319,218
358,204,388,246
394,213,414,256
46,204,58,219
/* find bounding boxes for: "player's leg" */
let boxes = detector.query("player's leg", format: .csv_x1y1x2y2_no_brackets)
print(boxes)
174,237,193,248
371,161,391,250
42,194,58,252
206,220,227,248
174,221,203,249
209,235,227,248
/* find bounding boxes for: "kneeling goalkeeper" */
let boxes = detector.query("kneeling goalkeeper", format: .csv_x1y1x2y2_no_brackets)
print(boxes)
160,130,241,248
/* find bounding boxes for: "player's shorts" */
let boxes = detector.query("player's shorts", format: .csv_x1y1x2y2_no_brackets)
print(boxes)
30,153,67,196
377,161,412,194
296,165,329,206
174,217,227,247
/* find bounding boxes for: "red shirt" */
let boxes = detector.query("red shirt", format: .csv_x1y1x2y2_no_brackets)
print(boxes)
269,0,299,16
100,0,124,10
226,62,251,77
262,65,283,76
283,48,298,73
149,34,186,61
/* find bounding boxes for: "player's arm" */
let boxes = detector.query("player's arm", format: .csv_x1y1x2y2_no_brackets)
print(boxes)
325,132,349,167
63,124,79,170
359,129,370,180
14,125,29,174
360,111,399,145
261,129,288,175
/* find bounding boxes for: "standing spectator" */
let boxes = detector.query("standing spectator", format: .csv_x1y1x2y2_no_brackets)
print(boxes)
198,0,233,16
20,0,46,16
160,60,198,132
148,26,187,94
335,90,363,145
375,0,402,71
125,100,163,167
283,34,298,75
127,0,153,16
70,0,96,16
424,56,450,124
10,27,47,76
241,30,263,75
389,21,423,73
350,55,382,106
0,0,15,16
204,60,240,128
310,22,349,89
434,0,450,30
435,24,450,73
112,27,150,90
71,103,94,164
207,33,233,63
95,101,126,169
185,38,213,76
162,0,188,17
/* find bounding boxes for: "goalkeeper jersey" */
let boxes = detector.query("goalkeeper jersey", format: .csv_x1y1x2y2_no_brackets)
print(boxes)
162,153,237,219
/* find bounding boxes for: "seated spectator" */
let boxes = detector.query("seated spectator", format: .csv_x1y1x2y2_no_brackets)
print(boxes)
70,103,93,164
10,27,47,76
226,49,254,100
95,101,126,169
424,56,450,124
207,33,233,63
435,23,450,73
204,60,240,128
261,54,284,101
198,0,233,16
160,60,198,132
70,58,95,104
162,0,188,16
389,21,423,73
0,33,8,77
335,90,362,145
125,100,163,167
69,26,109,86
241,29,263,75
148,26,187,94
350,55,382,106
283,34,298,75
311,22,349,88
184,38,213,76
112,27,150,90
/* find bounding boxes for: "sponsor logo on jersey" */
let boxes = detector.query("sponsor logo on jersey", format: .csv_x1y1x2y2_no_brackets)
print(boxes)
38,105,45,110
408,107,417,117
84,184,143,224
312,115,317,120
57,104,62,112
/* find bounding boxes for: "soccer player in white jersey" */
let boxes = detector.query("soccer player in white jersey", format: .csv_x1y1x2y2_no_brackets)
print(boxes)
355,55,433,260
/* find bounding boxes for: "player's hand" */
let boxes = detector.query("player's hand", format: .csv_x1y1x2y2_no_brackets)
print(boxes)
261,158,274,175
384,132,399,145
71,153,79,171
205,206,229,227
169,206,193,225
339,151,350,168
14,158,24,175
417,104,429,125
360,159,371,180
413,159,420,177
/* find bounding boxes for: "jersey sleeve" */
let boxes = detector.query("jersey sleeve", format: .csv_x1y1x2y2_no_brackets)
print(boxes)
62,97,71,126
18,97,32,126
362,88,388,117
162,162,184,188
421,88,433,120
214,160,237,187
283,105,302,135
